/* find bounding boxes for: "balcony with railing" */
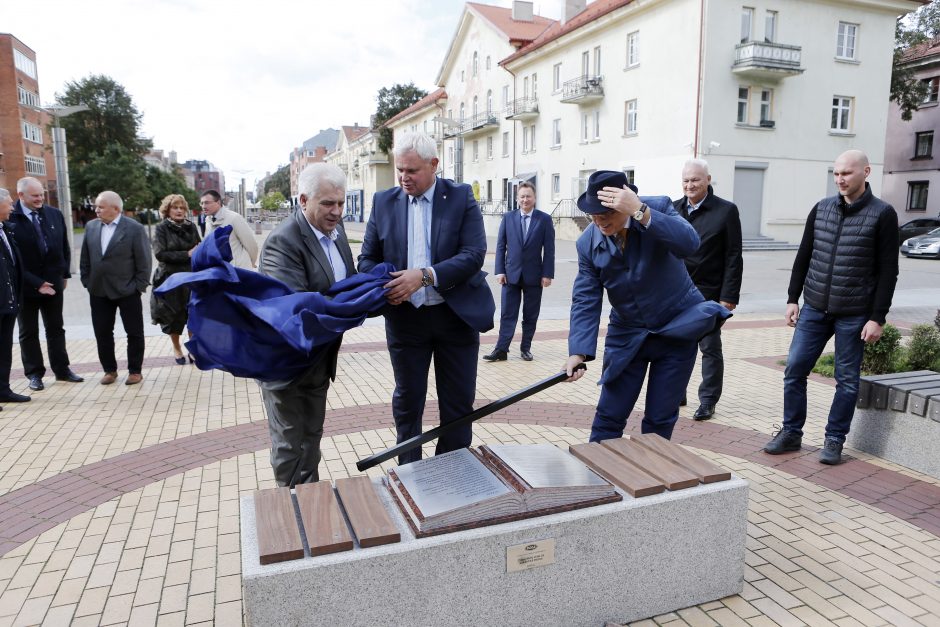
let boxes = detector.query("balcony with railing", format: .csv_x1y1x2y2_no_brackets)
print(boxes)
504,97,539,121
732,41,804,80
560,75,604,104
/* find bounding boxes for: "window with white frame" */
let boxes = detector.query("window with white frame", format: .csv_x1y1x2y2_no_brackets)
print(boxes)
552,119,561,146
553,63,562,91
625,100,638,134
523,76,530,98
17,86,40,108
532,73,538,98
551,173,561,198
473,140,479,162
741,7,754,43
473,52,479,76
836,22,858,60
22,121,42,144
582,51,590,76
760,89,773,122
923,77,939,103
502,85,509,107
581,112,590,142
472,96,478,117
502,132,510,156
13,49,36,78
627,31,640,67
529,124,536,150
523,126,531,152
594,46,601,76
487,90,493,112
831,96,853,132
449,146,455,164
737,87,749,124
24,155,45,175
765,11,777,43
487,136,493,159
459,103,465,120
486,55,491,70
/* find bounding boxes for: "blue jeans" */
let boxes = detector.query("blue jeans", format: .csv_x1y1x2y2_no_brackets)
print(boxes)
782,304,866,443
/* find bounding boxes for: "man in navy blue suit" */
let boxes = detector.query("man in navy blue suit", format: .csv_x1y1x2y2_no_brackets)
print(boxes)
483,181,555,362
564,171,730,441
358,132,495,464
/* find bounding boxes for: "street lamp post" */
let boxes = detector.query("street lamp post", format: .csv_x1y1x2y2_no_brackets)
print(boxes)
44,104,90,273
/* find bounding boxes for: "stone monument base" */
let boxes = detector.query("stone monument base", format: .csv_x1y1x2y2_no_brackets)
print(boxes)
848,407,940,479
241,476,748,626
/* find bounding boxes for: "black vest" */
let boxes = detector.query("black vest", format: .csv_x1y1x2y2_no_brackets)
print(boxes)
803,186,888,316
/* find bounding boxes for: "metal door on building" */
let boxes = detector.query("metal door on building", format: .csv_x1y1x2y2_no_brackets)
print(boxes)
733,162,766,238
344,189,364,222
507,173,536,211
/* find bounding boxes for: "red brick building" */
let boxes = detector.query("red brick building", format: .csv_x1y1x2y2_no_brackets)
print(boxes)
0,34,57,203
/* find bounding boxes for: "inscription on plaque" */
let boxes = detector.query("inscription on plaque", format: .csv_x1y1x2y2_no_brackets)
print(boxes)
487,443,608,488
506,538,556,573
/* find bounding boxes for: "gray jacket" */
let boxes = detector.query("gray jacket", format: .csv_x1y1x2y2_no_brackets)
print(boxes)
80,217,153,299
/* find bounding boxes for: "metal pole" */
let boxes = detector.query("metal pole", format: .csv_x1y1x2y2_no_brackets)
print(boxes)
52,126,76,274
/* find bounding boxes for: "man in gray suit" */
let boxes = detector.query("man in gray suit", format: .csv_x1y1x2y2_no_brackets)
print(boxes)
80,191,152,385
258,163,354,487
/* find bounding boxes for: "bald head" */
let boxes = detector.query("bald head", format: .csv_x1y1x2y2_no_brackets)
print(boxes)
17,177,45,210
832,150,871,203
95,191,124,224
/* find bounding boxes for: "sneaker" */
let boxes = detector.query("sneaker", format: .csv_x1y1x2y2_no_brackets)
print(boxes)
763,428,802,454
819,437,843,465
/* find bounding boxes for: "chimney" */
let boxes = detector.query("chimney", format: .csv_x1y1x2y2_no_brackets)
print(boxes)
562,0,587,24
512,1,534,22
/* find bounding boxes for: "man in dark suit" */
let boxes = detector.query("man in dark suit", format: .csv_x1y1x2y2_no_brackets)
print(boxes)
484,181,555,362
12,177,84,391
79,191,152,385
358,131,495,465
673,160,743,421
0,189,29,405
258,163,355,486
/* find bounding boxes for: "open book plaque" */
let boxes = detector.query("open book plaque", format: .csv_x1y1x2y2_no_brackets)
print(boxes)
386,444,621,537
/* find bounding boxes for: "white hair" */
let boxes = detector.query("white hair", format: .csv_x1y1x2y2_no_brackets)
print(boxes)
96,190,124,211
0,188,11,203
298,163,346,199
393,131,438,162
16,177,42,193
683,158,710,175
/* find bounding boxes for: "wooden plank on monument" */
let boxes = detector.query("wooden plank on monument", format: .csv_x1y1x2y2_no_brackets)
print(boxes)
569,442,665,497
254,487,304,565
631,434,731,483
335,476,400,548
295,482,354,557
602,438,700,491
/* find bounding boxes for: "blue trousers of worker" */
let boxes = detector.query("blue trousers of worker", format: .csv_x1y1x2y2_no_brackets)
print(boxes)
590,335,698,442
495,283,543,353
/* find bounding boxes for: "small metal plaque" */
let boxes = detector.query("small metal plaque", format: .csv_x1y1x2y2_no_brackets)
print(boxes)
506,538,556,573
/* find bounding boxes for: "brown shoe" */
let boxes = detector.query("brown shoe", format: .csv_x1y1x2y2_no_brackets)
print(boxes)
100,372,118,385
125,373,143,386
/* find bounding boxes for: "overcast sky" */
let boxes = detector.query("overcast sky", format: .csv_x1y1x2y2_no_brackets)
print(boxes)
4,0,563,189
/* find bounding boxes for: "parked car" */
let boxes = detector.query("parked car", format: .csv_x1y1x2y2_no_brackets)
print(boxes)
901,226,940,259
899,217,940,243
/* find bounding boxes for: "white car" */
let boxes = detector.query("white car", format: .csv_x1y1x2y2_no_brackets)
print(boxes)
900,226,940,259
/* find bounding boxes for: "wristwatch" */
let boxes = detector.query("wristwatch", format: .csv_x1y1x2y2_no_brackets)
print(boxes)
420,268,434,288
633,203,648,222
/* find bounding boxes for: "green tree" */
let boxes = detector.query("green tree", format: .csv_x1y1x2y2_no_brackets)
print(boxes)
145,165,200,211
373,83,428,153
890,2,940,120
261,191,286,212
72,144,150,210
264,165,291,200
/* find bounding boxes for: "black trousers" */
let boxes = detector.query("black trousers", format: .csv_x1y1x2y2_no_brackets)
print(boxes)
695,317,727,405
385,302,479,465
18,292,71,378
0,312,16,395
89,293,145,374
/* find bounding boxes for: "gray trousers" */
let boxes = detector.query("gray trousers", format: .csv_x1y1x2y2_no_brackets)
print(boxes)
260,358,331,487
696,319,725,405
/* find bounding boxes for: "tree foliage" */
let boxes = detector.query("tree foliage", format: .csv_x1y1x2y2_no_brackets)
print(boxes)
261,191,286,212
891,2,940,121
264,164,291,200
373,83,428,153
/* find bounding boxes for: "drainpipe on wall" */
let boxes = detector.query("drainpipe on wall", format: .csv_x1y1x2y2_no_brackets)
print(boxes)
693,0,706,158
435,100,447,176
504,64,517,207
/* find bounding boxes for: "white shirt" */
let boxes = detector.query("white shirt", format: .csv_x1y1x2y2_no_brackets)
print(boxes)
100,215,121,255
309,224,347,282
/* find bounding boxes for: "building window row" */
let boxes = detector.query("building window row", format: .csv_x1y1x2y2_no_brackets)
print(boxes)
740,9,858,61
14,49,37,78
24,155,46,175
22,121,43,144
18,86,40,108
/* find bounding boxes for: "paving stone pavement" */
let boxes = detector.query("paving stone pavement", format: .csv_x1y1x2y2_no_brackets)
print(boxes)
0,227,938,625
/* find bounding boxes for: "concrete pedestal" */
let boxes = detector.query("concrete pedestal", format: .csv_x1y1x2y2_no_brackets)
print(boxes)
241,476,748,626
848,408,940,479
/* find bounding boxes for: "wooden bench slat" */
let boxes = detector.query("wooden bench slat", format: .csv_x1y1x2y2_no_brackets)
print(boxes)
335,476,400,548
295,482,354,557
631,434,731,483
569,442,665,497
254,487,304,565
602,438,701,491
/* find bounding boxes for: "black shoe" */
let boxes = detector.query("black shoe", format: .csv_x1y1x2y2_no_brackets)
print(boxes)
0,391,31,402
28,376,44,391
174,356,187,365
763,429,802,454
55,370,84,383
693,404,715,421
520,350,533,361
679,396,687,407
482,350,508,362
819,437,844,465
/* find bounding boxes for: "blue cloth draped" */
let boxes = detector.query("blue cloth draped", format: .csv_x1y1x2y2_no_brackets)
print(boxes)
154,225,393,381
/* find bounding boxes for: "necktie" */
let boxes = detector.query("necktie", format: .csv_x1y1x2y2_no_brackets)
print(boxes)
522,214,530,241
615,227,629,251
411,197,427,308
31,212,47,255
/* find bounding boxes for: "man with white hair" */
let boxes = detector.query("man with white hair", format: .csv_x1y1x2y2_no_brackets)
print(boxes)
673,159,743,421
257,163,355,486
0,188,28,406
358,131,495,465
79,191,152,385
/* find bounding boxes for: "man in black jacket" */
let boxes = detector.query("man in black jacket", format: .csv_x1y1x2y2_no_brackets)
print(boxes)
12,177,83,391
0,188,28,405
764,150,899,465
674,159,743,421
